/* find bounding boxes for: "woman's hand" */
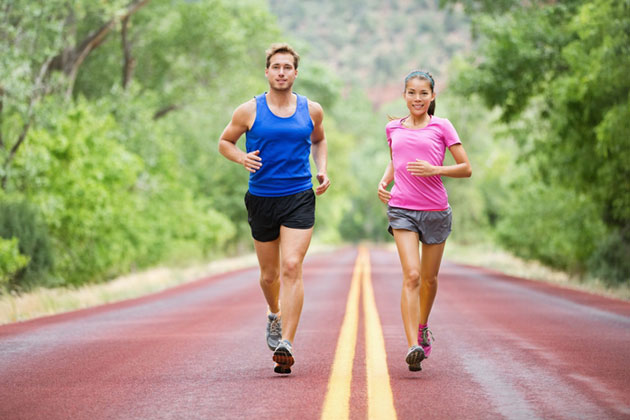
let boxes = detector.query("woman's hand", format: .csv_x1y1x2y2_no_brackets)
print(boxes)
378,181,391,204
407,159,439,177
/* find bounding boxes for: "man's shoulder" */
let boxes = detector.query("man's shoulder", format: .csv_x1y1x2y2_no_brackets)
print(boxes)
305,97,322,110
306,98,324,120
234,98,257,116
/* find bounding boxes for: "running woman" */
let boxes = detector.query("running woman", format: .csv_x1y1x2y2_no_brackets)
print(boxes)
218,43,330,374
377,70,471,371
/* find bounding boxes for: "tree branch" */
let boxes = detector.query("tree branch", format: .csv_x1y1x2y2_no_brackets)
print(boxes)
1,57,54,190
0,86,4,150
1,1,152,189
153,105,181,120
121,15,136,89
63,0,151,99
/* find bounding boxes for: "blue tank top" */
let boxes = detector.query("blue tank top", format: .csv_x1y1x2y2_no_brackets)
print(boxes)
246,93,314,197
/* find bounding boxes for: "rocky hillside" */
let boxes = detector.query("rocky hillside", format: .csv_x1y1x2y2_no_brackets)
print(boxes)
267,0,472,106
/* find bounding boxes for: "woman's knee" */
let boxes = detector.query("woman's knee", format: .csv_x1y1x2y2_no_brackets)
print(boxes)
422,274,438,288
403,270,421,290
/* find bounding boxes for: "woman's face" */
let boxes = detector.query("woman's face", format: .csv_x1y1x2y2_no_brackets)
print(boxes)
404,77,435,117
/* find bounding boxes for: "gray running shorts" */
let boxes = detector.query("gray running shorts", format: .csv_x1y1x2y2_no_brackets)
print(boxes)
387,206,452,245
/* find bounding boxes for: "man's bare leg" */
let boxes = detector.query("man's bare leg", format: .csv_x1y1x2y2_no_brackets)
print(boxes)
278,225,313,343
253,237,281,314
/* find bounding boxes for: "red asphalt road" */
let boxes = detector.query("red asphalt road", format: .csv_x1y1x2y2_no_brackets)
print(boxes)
1,246,629,419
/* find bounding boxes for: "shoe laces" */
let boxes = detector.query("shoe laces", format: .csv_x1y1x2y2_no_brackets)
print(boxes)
269,316,282,336
420,327,434,346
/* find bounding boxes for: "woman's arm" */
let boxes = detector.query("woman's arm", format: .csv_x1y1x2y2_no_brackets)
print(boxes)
406,144,472,178
378,149,395,204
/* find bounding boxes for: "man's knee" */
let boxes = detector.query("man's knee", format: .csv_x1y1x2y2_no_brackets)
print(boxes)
281,257,303,281
260,270,280,287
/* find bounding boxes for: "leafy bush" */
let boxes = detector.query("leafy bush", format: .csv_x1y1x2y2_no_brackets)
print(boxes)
0,237,30,290
495,183,606,273
0,200,54,290
588,229,630,286
9,98,239,286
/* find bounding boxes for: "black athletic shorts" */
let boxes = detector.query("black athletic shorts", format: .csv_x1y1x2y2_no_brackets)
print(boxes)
244,189,316,242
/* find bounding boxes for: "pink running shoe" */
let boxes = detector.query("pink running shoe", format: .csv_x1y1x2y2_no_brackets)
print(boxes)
418,324,434,358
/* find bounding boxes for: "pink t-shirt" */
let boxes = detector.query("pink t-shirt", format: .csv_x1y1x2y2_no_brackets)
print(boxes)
386,116,461,211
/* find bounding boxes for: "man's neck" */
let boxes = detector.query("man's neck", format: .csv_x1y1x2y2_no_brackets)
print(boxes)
266,89,294,107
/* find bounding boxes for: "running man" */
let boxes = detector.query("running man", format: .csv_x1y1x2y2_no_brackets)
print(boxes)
218,43,330,374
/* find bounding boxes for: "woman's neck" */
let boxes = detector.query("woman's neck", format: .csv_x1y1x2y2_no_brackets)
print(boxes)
403,113,431,128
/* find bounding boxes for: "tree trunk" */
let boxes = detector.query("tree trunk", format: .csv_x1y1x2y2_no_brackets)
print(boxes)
1,0,152,189
121,16,136,90
153,105,181,120
57,0,151,99
0,86,4,150
1,57,54,190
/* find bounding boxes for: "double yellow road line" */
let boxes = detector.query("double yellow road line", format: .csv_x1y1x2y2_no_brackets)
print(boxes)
321,247,397,420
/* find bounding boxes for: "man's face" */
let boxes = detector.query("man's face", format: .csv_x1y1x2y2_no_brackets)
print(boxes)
265,52,297,92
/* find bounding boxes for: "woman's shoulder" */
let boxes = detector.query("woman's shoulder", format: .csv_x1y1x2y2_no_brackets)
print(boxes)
386,118,403,129
429,115,446,123
429,115,454,127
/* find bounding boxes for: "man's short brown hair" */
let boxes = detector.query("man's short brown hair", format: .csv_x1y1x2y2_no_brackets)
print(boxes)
266,43,300,69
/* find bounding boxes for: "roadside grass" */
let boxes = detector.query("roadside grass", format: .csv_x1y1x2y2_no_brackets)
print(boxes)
0,253,260,325
1,242,627,325
444,242,630,301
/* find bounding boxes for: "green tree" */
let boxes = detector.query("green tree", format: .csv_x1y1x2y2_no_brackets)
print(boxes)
0,237,29,289
444,0,630,282
1,0,285,289
0,0,150,188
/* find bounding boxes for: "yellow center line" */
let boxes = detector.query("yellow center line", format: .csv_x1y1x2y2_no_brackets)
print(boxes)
320,248,363,420
321,247,397,420
362,248,397,420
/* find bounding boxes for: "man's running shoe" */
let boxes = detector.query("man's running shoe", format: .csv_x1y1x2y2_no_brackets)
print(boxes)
405,345,425,372
266,313,282,351
274,363,291,374
273,339,294,374
418,325,434,358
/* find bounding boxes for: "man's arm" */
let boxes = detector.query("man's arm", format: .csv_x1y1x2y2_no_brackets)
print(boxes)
218,100,261,173
308,100,330,195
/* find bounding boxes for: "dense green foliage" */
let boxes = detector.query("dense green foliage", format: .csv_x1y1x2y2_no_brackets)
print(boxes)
1,0,282,290
0,236,29,288
0,199,51,289
443,0,630,283
275,0,629,285
1,0,627,292
0,0,386,291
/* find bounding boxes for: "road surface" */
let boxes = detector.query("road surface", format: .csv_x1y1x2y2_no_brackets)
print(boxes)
1,246,629,419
